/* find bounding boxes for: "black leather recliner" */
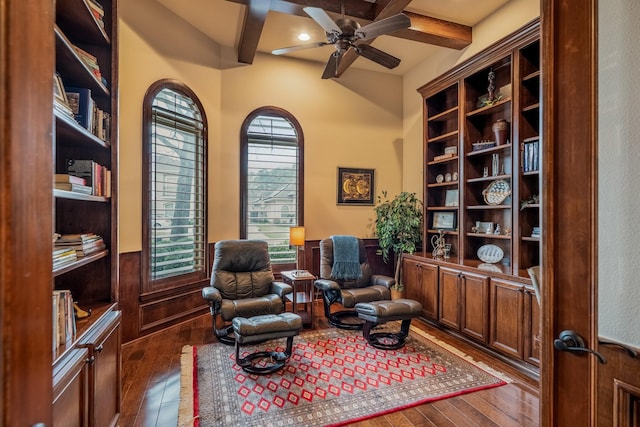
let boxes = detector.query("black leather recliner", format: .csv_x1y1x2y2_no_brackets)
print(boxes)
314,237,395,330
201,240,293,345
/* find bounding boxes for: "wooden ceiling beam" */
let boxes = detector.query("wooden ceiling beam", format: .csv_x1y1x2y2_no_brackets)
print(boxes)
237,0,271,64
394,12,471,50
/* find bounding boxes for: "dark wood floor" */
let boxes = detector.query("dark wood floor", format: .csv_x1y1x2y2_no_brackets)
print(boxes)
121,305,540,426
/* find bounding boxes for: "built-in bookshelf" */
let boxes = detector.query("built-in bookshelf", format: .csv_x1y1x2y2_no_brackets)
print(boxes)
53,0,120,425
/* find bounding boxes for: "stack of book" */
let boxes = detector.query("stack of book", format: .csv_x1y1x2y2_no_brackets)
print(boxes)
54,173,92,195
54,233,106,257
521,140,540,172
53,247,78,269
53,289,76,349
531,226,541,238
87,0,105,29
66,159,111,197
71,44,102,82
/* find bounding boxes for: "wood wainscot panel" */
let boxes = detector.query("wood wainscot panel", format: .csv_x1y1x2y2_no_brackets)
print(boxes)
119,251,142,343
596,340,640,426
139,289,208,333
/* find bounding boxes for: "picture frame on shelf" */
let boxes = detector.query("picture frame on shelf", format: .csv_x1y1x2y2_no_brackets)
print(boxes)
432,212,456,230
445,189,459,207
336,167,375,205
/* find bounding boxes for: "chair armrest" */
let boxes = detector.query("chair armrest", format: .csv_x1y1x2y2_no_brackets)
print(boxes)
314,278,341,292
202,286,222,312
371,274,396,288
271,281,293,298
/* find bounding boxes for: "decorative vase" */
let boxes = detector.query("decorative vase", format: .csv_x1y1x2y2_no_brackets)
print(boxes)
492,119,509,146
390,288,404,300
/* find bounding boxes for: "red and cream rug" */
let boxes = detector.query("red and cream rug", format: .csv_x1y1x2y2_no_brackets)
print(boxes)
178,326,509,427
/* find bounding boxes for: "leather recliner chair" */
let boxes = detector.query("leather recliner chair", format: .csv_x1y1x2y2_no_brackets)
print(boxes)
202,240,293,345
314,237,395,330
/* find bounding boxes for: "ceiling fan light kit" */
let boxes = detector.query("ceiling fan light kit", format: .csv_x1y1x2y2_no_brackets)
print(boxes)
272,6,411,79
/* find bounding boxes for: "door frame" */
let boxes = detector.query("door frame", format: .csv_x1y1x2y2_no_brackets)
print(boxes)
541,0,598,425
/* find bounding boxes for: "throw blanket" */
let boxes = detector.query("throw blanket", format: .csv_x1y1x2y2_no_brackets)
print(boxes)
330,235,363,280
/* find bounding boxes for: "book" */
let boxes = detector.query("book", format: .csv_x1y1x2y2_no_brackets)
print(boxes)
55,233,97,243
67,159,110,196
54,182,93,195
54,174,86,185
64,87,94,131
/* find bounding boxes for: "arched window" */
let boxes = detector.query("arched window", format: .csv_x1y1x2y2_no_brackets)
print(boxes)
240,107,304,265
142,80,207,291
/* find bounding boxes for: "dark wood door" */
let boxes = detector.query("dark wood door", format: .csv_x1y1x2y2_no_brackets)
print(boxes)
0,0,55,425
542,0,597,424
419,262,439,321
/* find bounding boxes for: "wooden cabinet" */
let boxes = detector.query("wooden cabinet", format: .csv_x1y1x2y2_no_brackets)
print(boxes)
417,19,540,279
438,267,461,330
489,278,525,359
53,348,90,427
403,258,438,321
523,287,541,366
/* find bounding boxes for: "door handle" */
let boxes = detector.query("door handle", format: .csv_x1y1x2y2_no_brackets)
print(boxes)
554,330,607,364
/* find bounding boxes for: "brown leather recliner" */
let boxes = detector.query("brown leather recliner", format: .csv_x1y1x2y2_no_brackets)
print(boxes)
314,237,395,330
202,240,293,345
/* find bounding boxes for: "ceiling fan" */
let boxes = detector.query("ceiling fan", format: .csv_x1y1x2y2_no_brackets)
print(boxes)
272,6,411,79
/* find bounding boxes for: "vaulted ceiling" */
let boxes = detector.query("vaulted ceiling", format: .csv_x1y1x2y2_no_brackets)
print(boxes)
156,0,512,77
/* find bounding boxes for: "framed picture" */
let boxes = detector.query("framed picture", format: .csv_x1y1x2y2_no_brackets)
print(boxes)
337,167,375,205
445,189,459,206
432,212,456,230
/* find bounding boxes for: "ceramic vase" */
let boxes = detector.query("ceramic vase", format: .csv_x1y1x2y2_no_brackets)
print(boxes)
492,119,509,145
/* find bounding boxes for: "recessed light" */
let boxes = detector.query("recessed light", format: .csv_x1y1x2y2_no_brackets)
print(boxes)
298,33,311,41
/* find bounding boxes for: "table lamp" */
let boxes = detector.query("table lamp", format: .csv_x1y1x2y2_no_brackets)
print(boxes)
289,226,305,275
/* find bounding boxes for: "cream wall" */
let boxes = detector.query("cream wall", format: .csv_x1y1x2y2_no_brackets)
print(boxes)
119,2,403,251
598,0,640,346
401,0,540,195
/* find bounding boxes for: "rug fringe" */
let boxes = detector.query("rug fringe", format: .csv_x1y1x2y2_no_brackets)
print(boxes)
178,345,196,427
409,326,513,383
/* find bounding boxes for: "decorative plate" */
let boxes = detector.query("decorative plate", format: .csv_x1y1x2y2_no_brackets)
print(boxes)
445,172,452,182
482,179,511,205
478,262,503,272
477,244,504,264
452,171,458,181
436,174,444,183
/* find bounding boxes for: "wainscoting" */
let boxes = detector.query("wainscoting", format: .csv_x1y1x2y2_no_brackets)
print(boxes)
118,239,393,343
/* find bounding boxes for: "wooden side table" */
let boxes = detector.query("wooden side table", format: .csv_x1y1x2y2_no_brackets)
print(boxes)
280,270,316,327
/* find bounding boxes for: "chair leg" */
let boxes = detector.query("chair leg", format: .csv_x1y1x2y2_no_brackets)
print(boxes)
362,319,411,350
234,336,293,375
320,290,365,330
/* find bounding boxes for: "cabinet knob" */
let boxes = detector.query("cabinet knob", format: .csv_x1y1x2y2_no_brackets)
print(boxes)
86,355,96,365
95,344,104,353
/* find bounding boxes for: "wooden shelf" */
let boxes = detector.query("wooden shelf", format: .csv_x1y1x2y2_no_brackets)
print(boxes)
427,206,459,211
466,233,511,240
466,205,511,210
428,155,458,166
522,103,540,113
427,181,458,188
522,70,541,81
466,97,512,117
428,106,459,122
55,109,110,149
426,229,459,236
522,136,540,143
521,236,541,242
466,174,511,183
56,0,110,45
53,189,110,202
53,249,109,277
429,130,459,143
466,143,512,157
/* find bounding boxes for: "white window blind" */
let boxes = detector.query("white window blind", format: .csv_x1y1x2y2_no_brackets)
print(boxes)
246,114,299,263
150,88,206,280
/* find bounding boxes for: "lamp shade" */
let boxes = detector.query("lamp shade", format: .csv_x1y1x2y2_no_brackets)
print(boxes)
289,226,305,246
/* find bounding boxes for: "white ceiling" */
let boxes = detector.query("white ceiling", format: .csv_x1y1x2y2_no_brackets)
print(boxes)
155,0,511,75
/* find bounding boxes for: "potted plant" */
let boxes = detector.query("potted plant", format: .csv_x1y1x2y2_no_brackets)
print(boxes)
373,191,423,298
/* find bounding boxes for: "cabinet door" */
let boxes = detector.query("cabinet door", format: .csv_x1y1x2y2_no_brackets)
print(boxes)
438,267,461,330
419,262,439,320
460,271,489,343
403,258,423,304
489,278,525,359
523,287,541,366
79,310,121,427
53,348,89,427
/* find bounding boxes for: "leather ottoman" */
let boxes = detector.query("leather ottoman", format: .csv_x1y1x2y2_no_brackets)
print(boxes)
232,312,302,374
354,299,422,349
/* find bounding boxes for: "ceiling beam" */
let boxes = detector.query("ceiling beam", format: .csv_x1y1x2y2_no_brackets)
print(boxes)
395,12,471,50
237,0,271,64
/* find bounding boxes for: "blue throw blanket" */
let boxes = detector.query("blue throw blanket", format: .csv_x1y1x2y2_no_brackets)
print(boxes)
330,235,362,280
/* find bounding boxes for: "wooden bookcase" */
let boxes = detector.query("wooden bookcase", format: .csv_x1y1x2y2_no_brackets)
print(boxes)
53,0,120,425
413,19,541,373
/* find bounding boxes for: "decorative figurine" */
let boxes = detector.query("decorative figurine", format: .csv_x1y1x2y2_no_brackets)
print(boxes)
487,68,496,101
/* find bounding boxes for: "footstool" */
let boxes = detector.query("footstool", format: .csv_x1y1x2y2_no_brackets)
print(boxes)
232,312,302,374
354,299,422,350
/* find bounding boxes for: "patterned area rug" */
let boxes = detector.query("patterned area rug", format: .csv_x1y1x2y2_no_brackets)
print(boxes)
178,326,508,427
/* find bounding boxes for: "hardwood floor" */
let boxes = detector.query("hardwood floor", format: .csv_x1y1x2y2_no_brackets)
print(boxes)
121,305,539,426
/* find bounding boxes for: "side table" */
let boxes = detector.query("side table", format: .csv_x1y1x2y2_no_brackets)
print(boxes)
281,270,316,327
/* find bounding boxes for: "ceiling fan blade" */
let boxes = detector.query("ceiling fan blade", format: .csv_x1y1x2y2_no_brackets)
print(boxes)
321,51,342,79
355,13,411,41
272,42,329,55
355,44,401,69
303,7,341,35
